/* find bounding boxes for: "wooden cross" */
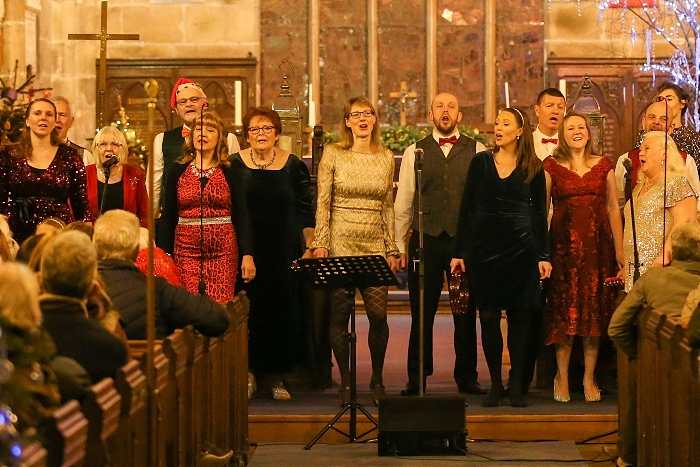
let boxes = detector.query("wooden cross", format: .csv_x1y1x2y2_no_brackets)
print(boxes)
389,81,418,126
68,0,139,129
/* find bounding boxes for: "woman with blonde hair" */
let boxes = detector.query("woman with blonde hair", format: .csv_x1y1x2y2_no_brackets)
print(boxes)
86,126,148,227
312,96,400,406
623,131,698,291
157,111,255,303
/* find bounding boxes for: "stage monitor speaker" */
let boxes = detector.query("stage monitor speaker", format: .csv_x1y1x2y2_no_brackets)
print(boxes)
377,395,467,456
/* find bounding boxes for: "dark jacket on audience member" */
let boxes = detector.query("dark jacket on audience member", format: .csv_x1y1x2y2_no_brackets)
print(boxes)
98,259,230,340
609,260,700,359
39,294,129,384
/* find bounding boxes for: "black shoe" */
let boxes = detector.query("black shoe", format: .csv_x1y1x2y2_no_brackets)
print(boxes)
482,385,505,407
400,382,421,396
458,381,487,395
339,386,350,406
510,393,527,407
370,383,386,406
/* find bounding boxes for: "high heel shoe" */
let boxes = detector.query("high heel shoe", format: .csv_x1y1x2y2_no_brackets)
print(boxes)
553,376,570,403
339,386,351,406
370,383,386,406
584,382,601,402
482,384,505,407
247,372,257,400
271,381,291,401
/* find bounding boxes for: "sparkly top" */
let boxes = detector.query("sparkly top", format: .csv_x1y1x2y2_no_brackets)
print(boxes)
623,174,697,291
312,144,399,257
0,144,90,243
636,126,700,172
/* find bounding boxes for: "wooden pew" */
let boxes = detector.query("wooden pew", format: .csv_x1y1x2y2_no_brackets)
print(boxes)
42,400,88,467
228,292,250,465
81,378,121,467
109,360,148,467
184,327,207,463
162,331,189,467
637,308,665,466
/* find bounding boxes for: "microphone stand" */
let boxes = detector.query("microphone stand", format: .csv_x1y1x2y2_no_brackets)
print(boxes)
198,105,208,296
625,167,641,283
661,97,669,267
414,148,425,397
99,160,115,215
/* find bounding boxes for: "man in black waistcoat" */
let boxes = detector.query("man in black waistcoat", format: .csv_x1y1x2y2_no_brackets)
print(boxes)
52,96,95,167
395,93,487,395
149,78,241,213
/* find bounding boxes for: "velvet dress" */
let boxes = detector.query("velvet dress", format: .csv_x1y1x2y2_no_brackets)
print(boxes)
454,150,549,312
233,153,316,374
0,145,89,243
543,156,618,345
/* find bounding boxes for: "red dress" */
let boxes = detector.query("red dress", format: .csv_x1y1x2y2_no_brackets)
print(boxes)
173,165,238,303
543,156,618,345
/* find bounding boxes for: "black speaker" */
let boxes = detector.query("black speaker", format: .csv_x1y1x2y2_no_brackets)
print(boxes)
377,395,467,456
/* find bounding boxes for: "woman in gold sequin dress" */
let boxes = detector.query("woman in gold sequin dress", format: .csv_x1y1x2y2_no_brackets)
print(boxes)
312,97,400,406
623,131,698,292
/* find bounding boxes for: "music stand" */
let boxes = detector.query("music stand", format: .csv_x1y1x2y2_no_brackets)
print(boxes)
296,255,398,449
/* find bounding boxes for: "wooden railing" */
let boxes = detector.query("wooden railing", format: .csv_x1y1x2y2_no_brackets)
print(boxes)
23,292,250,467
617,307,700,467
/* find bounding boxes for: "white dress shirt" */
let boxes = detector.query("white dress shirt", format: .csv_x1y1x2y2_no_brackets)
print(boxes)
533,126,559,161
394,130,486,254
148,127,241,212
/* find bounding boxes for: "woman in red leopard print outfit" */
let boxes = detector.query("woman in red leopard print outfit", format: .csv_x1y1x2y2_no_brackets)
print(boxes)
156,112,255,303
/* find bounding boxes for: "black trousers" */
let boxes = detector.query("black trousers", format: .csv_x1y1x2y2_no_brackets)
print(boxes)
480,309,533,394
406,231,479,387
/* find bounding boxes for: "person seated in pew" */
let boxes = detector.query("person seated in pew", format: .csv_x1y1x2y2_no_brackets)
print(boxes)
0,262,91,435
38,230,129,384
685,302,700,347
93,210,230,340
678,280,700,347
608,221,700,467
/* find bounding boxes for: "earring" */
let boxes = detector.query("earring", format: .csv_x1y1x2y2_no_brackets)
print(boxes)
661,160,665,165
517,135,520,140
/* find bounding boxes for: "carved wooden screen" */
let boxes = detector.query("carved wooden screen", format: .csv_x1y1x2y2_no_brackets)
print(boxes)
101,58,258,145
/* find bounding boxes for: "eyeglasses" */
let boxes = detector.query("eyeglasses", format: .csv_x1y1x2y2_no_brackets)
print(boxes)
97,141,123,148
348,110,375,119
247,126,275,135
176,96,204,106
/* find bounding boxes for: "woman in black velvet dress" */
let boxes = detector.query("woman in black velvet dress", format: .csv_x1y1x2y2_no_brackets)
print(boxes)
451,107,551,408
232,107,316,400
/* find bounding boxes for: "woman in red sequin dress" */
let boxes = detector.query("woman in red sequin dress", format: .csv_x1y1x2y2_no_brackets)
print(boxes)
0,99,90,243
543,112,624,403
157,112,254,303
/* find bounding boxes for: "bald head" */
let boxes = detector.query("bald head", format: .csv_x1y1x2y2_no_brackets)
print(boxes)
429,93,462,136
643,101,670,133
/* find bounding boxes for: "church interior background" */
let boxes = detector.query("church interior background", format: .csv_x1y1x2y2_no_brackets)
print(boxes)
0,0,678,159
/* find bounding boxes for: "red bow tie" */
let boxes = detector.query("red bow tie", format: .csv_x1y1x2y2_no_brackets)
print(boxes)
181,126,191,138
439,135,458,146
541,138,558,144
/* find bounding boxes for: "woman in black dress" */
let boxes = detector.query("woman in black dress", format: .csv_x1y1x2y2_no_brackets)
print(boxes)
232,107,316,400
451,108,551,407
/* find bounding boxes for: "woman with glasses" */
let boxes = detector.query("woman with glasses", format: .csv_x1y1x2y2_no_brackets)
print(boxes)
311,96,400,406
231,107,316,401
157,111,255,304
85,126,148,226
0,98,90,243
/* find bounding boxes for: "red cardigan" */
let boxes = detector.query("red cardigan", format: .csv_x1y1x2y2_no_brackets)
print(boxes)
86,163,148,227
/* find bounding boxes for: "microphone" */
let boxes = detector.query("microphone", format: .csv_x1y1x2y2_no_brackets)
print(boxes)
622,158,634,175
102,155,119,171
414,148,424,170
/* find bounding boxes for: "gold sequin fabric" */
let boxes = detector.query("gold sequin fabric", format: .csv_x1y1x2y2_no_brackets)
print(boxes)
623,174,697,291
312,144,399,257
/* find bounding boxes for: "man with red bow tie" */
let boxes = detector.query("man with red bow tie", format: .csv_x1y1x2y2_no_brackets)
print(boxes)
533,88,566,161
395,92,486,396
149,78,240,213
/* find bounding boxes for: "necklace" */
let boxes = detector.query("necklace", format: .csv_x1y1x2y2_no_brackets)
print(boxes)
494,155,512,172
250,149,276,170
190,162,217,178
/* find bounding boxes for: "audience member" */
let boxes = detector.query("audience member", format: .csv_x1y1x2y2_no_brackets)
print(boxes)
15,234,45,264
65,220,94,238
35,217,66,235
135,227,181,286
0,214,18,261
38,230,128,383
95,210,230,340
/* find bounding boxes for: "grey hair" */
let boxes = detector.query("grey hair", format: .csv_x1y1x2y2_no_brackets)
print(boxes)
93,210,140,262
40,230,97,299
92,126,129,171
670,222,700,262
51,96,73,115
0,262,42,330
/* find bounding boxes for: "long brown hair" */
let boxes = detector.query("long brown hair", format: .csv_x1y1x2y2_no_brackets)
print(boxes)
494,107,541,182
337,96,383,152
552,112,595,165
179,111,231,168
13,98,62,159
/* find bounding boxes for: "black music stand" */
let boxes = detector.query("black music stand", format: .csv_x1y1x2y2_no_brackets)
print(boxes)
296,255,398,449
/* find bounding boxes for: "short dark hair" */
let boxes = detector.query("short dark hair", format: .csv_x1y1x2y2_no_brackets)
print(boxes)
656,81,691,119
242,107,283,137
537,88,565,105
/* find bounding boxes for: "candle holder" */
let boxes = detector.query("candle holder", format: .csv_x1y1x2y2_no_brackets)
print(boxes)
272,61,303,156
